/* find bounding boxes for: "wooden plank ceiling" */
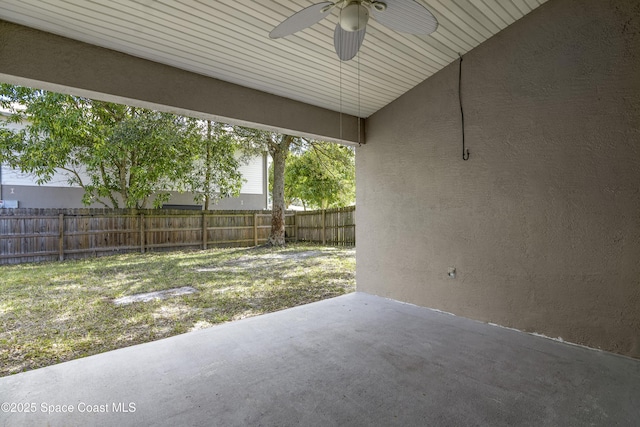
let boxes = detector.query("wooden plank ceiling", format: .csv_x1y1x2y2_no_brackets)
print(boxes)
0,0,547,118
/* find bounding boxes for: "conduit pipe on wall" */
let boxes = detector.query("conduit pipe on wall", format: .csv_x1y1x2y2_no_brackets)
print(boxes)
459,53,470,161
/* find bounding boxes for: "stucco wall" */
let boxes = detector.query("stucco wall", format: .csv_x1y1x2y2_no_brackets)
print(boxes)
357,0,640,357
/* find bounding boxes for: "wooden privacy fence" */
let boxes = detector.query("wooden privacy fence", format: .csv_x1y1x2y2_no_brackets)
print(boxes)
0,206,355,265
294,206,355,246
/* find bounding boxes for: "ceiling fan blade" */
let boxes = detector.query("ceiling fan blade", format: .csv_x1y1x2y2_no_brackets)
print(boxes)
371,0,438,35
270,2,334,39
334,23,366,61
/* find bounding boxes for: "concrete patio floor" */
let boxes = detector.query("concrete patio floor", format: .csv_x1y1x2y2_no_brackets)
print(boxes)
1,292,639,426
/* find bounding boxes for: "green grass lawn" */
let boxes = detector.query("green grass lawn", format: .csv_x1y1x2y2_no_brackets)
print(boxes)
0,244,355,376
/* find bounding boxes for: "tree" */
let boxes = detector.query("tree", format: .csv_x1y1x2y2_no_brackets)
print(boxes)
234,128,297,246
88,107,199,208
186,121,244,210
0,84,242,209
280,142,355,210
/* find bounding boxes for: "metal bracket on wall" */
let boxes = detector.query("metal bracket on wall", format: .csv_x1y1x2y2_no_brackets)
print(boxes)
459,53,470,161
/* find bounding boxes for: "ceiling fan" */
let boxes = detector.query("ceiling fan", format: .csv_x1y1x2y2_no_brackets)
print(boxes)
270,0,438,61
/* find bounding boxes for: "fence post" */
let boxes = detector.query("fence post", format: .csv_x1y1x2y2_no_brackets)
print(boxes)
202,212,208,250
253,212,258,246
140,213,145,253
58,213,64,261
321,209,326,245
294,212,299,243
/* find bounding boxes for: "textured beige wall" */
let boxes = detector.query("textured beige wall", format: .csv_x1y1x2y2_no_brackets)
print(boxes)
357,0,640,357
0,20,363,144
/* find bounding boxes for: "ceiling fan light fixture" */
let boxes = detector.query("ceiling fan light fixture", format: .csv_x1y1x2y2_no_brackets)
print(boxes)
340,1,369,32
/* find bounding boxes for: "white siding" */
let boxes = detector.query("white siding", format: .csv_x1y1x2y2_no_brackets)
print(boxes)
238,155,264,195
1,115,84,187
1,164,87,188
0,118,24,132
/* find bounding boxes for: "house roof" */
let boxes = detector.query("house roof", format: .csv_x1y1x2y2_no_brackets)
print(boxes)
0,0,547,119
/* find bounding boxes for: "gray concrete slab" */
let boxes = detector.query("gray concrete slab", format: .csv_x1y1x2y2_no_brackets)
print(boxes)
1,292,639,427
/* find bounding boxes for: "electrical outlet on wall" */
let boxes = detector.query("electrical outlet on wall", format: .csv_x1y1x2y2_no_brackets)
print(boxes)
447,267,456,279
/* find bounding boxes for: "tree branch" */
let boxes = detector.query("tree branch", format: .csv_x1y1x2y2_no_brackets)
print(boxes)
100,161,119,208
59,165,111,207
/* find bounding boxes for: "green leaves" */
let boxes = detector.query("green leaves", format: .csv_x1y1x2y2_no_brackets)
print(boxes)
185,121,244,210
1,82,355,214
279,142,355,210
98,111,200,208
0,84,244,209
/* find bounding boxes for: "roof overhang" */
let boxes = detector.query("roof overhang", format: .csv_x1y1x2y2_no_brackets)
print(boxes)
0,19,364,145
0,1,548,144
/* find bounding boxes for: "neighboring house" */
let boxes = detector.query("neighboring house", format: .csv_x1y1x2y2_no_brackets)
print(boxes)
0,111,268,210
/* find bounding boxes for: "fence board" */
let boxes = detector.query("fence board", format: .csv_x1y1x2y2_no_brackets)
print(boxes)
295,206,355,246
0,206,355,265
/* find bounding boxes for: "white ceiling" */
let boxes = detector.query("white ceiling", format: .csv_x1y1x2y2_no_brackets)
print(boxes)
0,0,547,118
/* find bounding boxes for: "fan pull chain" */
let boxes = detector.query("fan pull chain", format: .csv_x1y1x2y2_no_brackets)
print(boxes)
357,37,361,146
339,54,343,142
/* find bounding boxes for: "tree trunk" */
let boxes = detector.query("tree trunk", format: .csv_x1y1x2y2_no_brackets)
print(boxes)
267,135,292,246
